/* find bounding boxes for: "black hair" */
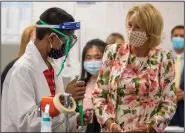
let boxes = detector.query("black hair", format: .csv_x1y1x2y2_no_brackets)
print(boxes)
36,7,75,40
80,39,107,83
171,25,184,35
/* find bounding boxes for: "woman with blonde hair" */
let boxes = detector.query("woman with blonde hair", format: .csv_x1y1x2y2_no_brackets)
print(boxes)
92,3,177,132
18,25,36,57
1,25,36,91
106,32,124,45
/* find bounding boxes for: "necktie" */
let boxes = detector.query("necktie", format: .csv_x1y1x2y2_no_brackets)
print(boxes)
175,54,181,88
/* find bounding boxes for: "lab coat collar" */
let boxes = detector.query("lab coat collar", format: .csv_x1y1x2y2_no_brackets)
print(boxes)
25,41,48,72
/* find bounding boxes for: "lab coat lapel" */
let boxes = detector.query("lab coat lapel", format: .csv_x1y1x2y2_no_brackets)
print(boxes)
49,58,65,94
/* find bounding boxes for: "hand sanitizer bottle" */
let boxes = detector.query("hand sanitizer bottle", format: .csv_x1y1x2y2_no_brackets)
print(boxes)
41,104,52,132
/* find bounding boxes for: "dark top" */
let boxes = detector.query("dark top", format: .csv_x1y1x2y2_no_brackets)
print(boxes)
169,69,184,127
1,58,18,94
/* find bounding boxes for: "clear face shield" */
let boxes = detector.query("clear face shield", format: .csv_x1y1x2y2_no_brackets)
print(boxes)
36,20,80,77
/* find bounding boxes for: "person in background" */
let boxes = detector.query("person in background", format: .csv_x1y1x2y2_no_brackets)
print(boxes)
169,25,184,127
1,25,36,91
1,7,92,132
80,39,107,132
106,32,124,45
92,3,177,132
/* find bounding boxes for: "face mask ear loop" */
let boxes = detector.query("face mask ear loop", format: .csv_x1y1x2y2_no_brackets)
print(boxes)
48,33,54,49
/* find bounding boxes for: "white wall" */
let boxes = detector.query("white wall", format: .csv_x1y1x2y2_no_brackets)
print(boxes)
1,2,32,45
31,2,184,78
32,2,184,49
1,2,184,78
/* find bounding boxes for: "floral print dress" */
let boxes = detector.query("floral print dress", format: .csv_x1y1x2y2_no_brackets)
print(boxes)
92,43,177,132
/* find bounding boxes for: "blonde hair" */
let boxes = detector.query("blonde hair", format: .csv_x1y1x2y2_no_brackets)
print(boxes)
126,3,163,48
18,25,36,57
106,32,124,45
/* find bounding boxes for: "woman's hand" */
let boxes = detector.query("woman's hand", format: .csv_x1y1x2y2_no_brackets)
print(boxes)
123,128,147,132
111,124,124,132
105,119,123,132
123,126,154,132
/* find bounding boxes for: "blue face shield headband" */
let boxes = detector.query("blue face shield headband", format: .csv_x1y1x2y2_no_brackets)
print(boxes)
36,20,80,77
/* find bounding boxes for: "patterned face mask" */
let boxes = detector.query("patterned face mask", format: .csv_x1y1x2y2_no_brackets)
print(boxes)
127,31,148,47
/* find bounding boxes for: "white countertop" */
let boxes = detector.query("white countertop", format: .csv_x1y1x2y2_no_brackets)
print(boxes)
164,126,184,132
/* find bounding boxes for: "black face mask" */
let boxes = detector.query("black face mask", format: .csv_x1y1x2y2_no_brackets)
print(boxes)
48,33,65,59
49,46,64,59
48,34,77,59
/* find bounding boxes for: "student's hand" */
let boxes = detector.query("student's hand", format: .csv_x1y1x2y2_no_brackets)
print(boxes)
177,88,184,101
77,108,93,126
65,77,86,102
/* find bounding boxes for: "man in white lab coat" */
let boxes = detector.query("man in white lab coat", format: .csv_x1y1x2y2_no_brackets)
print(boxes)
1,7,91,132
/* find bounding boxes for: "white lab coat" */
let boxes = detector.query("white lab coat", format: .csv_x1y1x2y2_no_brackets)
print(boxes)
1,41,78,132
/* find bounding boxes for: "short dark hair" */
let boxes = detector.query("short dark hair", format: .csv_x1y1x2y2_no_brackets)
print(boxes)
36,7,75,40
171,25,184,35
80,39,107,83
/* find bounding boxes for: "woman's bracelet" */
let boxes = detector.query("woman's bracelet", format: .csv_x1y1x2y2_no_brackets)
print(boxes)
110,122,117,132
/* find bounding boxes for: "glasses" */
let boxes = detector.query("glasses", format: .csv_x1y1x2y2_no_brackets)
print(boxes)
59,34,77,56
69,34,77,48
